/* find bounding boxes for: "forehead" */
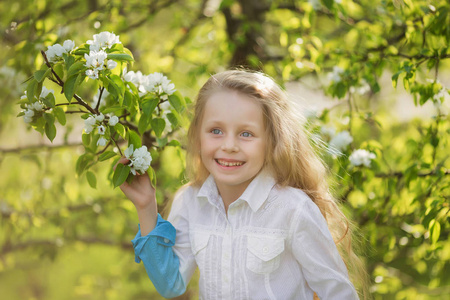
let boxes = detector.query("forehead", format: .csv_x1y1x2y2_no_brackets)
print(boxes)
202,90,264,126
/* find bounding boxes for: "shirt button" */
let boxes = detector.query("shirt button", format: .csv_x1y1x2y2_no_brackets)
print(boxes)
163,238,170,243
263,246,269,253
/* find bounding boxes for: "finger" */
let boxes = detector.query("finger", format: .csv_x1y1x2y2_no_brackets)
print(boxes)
114,157,130,170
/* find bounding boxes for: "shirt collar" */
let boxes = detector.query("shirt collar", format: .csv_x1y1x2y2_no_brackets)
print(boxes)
196,170,277,213
239,170,276,212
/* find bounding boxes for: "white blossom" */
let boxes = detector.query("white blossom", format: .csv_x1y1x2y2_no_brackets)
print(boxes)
97,136,108,146
40,86,54,99
124,145,152,175
20,91,27,100
349,149,376,167
160,101,171,111
84,116,97,134
142,72,176,96
97,125,106,135
108,115,119,126
350,79,371,95
84,50,108,79
95,113,104,122
320,125,336,138
308,0,321,10
123,69,145,86
327,66,344,83
63,40,75,52
85,50,107,70
329,131,353,152
433,87,447,102
21,99,45,123
106,60,117,70
87,31,121,51
86,69,99,80
45,44,66,63
23,109,34,123
30,101,44,112
124,144,134,159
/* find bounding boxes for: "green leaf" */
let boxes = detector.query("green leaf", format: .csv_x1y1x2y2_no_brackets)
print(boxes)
99,151,117,161
166,112,178,128
72,44,90,56
41,93,56,108
138,113,150,135
34,69,51,83
142,98,159,115
67,61,86,78
148,166,157,188
151,117,166,137
109,74,125,98
64,55,75,71
168,91,186,113
429,220,441,245
86,171,97,189
107,53,134,62
26,79,38,102
167,140,181,147
54,64,65,80
82,134,91,146
115,123,126,138
113,163,131,188
156,137,168,147
128,130,142,148
101,105,123,114
335,82,347,99
64,74,81,102
76,154,90,176
322,0,334,10
44,113,56,142
53,107,66,125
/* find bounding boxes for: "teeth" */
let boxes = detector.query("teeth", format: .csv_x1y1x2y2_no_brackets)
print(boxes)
217,160,244,167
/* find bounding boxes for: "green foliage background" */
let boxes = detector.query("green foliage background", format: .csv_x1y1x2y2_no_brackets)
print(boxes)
1,0,449,299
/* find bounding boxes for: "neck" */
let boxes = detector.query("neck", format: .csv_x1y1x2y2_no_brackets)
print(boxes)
216,183,247,213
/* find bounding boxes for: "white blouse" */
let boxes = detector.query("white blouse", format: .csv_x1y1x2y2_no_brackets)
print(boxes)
167,171,359,299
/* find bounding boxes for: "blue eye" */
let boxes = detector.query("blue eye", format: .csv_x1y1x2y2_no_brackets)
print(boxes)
241,132,252,137
212,129,222,134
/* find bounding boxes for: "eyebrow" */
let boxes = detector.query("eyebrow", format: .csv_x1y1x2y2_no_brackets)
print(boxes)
203,120,261,131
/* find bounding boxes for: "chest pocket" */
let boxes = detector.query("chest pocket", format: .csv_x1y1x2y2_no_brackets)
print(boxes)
246,235,285,274
191,230,211,256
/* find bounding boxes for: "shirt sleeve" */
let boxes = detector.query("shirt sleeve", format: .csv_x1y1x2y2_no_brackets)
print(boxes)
131,213,186,298
167,186,198,287
291,199,359,300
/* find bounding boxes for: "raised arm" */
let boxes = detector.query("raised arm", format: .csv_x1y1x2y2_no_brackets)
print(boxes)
117,157,186,298
117,157,157,235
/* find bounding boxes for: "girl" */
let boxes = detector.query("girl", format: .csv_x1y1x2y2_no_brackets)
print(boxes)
118,70,366,299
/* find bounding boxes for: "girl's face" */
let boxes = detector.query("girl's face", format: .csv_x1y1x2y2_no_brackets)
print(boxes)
199,89,267,197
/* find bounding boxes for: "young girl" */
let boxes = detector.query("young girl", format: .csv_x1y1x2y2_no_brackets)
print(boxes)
118,70,365,299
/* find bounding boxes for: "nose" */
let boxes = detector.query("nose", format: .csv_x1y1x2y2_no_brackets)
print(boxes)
221,135,239,152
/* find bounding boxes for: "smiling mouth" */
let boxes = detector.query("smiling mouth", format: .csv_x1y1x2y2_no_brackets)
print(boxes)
215,159,245,167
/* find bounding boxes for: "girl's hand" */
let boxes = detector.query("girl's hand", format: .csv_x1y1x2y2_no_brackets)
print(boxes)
115,157,156,210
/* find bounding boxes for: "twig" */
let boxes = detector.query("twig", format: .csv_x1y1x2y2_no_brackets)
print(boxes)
0,143,83,154
41,50,97,115
95,86,104,113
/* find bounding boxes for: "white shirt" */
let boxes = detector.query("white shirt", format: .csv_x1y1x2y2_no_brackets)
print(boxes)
167,171,359,299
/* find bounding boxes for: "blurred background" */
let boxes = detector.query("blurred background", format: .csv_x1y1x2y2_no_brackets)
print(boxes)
0,0,449,299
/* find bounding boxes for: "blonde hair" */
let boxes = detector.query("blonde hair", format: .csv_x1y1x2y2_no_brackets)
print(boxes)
185,69,369,298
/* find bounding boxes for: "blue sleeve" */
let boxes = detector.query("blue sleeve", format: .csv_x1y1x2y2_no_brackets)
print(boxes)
131,213,187,298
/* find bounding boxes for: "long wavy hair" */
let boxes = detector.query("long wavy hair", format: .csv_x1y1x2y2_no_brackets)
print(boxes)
185,69,369,299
